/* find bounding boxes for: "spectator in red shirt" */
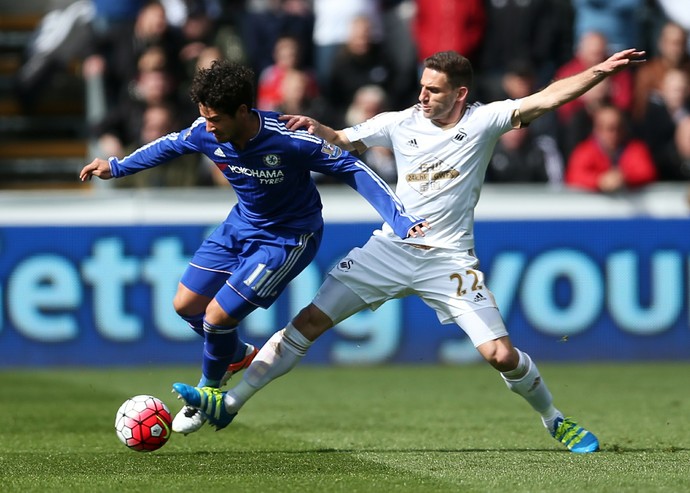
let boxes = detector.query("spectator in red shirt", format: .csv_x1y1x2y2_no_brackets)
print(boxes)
566,105,657,192
257,35,318,111
412,0,485,67
555,31,633,124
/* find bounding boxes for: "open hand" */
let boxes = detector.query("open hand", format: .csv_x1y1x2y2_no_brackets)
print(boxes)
597,49,646,76
79,158,113,181
279,114,320,134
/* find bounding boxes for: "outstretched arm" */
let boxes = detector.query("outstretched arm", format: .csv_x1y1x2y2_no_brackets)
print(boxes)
280,114,368,154
517,49,646,126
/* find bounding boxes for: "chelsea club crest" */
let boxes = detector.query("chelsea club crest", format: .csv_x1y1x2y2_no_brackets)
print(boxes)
263,154,281,167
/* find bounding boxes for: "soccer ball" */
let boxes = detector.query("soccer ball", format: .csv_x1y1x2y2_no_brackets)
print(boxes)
114,395,172,452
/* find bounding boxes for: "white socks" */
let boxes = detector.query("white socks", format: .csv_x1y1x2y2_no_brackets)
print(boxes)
224,334,563,432
501,349,560,430
223,323,312,413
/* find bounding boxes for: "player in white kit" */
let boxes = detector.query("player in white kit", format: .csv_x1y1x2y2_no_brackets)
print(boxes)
173,48,645,453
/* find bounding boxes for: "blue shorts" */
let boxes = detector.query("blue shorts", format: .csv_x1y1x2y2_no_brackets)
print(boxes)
180,220,323,320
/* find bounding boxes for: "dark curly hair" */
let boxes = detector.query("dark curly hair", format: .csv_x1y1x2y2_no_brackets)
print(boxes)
424,51,473,91
189,60,255,116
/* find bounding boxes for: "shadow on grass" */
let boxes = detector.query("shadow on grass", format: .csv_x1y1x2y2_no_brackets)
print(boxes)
163,445,690,455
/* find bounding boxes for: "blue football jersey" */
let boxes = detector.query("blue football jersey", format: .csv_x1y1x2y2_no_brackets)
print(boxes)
109,110,422,237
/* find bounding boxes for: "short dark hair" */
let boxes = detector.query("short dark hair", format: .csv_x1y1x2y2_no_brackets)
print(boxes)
189,60,255,116
423,51,473,91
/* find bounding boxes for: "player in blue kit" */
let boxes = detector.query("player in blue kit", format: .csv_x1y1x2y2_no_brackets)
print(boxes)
79,60,426,434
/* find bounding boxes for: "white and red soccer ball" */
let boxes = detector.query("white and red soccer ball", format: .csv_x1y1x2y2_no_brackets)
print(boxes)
115,395,172,452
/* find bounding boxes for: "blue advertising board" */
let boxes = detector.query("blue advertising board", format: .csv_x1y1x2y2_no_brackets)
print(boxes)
0,218,688,366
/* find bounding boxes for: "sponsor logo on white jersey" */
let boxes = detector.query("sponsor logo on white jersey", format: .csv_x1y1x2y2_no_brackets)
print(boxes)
406,138,418,148
405,159,460,195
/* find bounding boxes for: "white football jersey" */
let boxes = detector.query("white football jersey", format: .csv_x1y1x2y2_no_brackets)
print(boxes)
344,100,521,250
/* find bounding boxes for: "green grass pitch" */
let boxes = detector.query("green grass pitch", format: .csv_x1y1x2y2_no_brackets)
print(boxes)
1,363,689,492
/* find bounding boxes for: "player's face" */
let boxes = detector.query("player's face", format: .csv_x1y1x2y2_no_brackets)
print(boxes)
418,68,466,126
199,104,239,143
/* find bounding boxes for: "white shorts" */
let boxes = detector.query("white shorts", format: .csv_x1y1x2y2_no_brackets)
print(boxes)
315,235,509,347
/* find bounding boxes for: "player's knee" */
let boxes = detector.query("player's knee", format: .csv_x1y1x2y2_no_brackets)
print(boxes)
173,284,210,316
293,303,333,341
494,348,519,372
479,340,519,372
172,293,188,316
204,300,239,327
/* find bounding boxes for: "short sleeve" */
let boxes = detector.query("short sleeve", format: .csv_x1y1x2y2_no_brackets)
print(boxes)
343,110,405,148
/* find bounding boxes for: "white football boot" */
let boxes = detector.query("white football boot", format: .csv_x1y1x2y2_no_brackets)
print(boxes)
172,405,207,435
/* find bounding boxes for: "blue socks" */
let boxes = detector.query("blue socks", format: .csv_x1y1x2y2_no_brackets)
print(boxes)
180,313,205,337
200,318,239,387
198,318,252,387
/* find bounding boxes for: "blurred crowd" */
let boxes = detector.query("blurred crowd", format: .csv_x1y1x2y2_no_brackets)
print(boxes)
16,0,690,191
